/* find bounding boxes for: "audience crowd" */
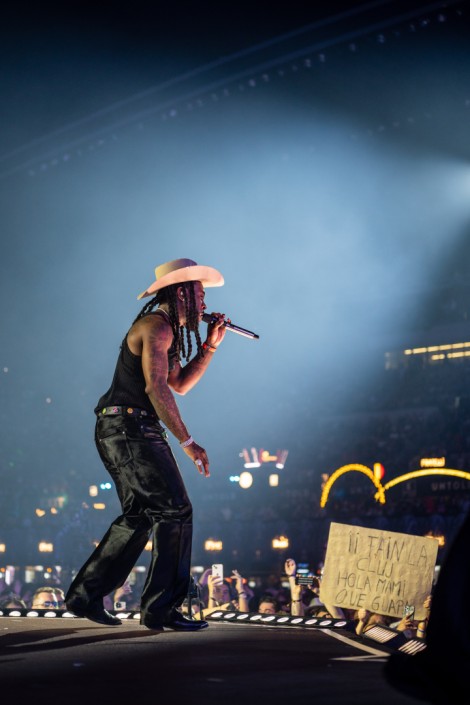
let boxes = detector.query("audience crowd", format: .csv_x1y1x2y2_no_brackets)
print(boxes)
0,556,434,651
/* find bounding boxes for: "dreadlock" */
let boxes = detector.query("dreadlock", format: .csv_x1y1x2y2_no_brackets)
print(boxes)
132,282,204,363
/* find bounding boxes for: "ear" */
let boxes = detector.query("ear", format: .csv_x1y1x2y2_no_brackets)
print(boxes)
177,285,185,301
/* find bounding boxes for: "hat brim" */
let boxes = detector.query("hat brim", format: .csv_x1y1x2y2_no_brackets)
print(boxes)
137,265,224,300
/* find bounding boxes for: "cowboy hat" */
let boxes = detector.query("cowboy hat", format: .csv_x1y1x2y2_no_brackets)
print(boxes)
137,258,224,299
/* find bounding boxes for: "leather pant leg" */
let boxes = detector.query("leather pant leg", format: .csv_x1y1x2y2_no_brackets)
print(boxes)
66,415,192,619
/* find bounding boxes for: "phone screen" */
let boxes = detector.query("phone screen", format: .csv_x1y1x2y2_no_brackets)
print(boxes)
212,564,223,581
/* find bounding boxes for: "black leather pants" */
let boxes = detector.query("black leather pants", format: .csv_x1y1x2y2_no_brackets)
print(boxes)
65,414,193,622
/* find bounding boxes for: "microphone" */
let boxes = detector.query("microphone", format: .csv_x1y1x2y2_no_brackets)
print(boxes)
202,313,259,340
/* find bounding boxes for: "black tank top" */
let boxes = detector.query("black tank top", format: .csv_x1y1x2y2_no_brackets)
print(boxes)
95,310,178,416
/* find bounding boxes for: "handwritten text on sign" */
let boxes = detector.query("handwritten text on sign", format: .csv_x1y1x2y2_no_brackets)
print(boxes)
320,523,438,620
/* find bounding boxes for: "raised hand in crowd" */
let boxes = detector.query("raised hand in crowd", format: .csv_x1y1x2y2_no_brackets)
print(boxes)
205,569,250,614
355,608,389,635
231,569,251,612
416,594,432,639
285,558,345,619
390,594,432,639
284,558,304,616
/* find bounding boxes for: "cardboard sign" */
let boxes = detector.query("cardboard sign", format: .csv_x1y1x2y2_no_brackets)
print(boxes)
320,522,438,620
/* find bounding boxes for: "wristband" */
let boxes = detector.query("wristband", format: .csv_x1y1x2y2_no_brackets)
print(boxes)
180,436,194,448
203,342,217,353
238,592,247,597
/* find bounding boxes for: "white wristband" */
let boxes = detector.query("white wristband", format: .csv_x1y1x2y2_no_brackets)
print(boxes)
180,435,194,448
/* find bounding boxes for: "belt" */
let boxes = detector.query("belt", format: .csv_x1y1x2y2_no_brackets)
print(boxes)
97,406,156,419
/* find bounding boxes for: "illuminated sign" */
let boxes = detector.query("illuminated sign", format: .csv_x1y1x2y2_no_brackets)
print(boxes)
321,463,470,508
240,448,289,469
320,464,386,507
373,463,385,480
420,457,445,468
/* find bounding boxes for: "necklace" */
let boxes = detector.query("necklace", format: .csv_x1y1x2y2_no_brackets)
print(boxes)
157,308,171,322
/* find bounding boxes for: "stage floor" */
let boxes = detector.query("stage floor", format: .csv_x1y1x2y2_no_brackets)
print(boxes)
0,615,422,704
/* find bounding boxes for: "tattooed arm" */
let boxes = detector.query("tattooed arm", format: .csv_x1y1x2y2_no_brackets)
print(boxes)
168,312,226,395
138,315,210,476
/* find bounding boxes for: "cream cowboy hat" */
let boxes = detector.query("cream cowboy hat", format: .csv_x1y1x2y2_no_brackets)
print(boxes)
137,258,224,299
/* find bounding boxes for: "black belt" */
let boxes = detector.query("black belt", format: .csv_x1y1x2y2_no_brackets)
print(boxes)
97,406,156,419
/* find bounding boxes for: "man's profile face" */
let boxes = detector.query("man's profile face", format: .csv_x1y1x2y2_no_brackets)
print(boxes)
179,281,207,329
193,281,206,319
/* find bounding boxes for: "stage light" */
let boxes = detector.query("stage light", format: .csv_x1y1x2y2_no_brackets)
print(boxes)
425,531,445,547
89,485,98,497
0,544,5,553
205,612,349,630
239,472,253,489
38,542,53,553
399,640,427,655
93,503,106,510
269,474,279,487
144,540,152,551
35,509,46,517
272,536,289,550
204,539,223,551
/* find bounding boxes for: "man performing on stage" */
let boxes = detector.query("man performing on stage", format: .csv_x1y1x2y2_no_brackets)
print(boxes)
66,258,226,631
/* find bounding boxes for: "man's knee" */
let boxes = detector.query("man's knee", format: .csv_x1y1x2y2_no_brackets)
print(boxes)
144,498,192,523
